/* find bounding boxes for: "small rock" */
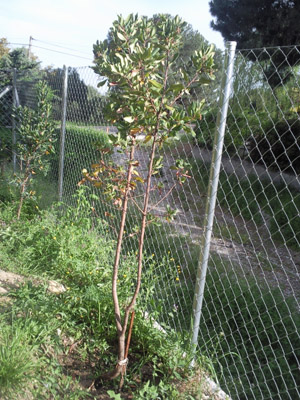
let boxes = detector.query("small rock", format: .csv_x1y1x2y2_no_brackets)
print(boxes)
47,280,66,294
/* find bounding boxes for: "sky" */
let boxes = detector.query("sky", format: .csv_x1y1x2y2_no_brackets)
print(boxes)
0,0,224,68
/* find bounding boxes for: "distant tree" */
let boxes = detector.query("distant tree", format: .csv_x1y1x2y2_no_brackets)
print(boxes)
8,48,40,71
86,86,106,124
0,47,41,92
44,67,89,122
209,0,300,87
0,38,9,59
0,47,42,134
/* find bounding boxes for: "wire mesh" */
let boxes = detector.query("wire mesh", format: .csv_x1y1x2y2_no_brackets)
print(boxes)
0,69,13,179
190,45,300,400
0,44,299,400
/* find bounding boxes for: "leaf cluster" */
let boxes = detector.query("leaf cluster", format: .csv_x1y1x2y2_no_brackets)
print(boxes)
14,81,55,175
93,14,215,146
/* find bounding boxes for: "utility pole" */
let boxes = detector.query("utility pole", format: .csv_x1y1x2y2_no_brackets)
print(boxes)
28,36,33,58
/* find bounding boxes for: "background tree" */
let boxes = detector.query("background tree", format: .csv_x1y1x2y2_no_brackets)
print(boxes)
0,47,40,88
209,0,300,87
13,81,55,219
0,38,10,60
0,47,42,173
0,47,42,119
44,67,89,122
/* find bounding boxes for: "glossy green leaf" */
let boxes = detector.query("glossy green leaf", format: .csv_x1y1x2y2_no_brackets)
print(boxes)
149,80,163,89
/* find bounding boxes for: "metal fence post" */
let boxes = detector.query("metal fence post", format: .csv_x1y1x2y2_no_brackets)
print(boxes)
191,41,237,351
12,68,17,173
58,65,68,202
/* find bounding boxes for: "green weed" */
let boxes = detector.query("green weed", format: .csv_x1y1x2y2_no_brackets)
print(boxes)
0,324,38,399
0,190,211,399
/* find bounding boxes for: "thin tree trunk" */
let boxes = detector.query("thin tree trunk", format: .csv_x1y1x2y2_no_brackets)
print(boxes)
117,137,157,389
17,172,30,220
101,141,136,381
122,136,157,332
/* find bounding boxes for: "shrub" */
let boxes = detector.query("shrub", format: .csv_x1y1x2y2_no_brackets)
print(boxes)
195,107,272,154
248,117,300,174
0,127,11,173
50,124,110,185
13,81,55,219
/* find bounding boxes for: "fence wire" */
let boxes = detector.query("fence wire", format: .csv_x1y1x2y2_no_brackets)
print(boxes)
0,44,299,400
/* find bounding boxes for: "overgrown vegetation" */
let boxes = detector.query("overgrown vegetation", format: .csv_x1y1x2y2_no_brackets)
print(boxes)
50,123,110,191
12,81,55,219
0,192,214,399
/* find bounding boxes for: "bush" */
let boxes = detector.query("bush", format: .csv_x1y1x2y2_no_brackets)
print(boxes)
0,127,12,172
194,107,272,153
248,117,300,174
194,108,216,149
50,124,110,185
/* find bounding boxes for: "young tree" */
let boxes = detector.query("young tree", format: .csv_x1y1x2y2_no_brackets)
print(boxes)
14,81,55,219
88,14,215,386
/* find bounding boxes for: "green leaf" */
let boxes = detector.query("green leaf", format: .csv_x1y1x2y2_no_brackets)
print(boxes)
97,80,107,87
107,390,122,399
117,32,126,41
197,76,213,85
168,83,184,93
149,79,163,89
165,105,175,112
144,134,152,143
134,176,145,183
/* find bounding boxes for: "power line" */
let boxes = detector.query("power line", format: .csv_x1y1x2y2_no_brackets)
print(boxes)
6,42,29,46
30,44,92,60
6,41,93,61
32,38,92,56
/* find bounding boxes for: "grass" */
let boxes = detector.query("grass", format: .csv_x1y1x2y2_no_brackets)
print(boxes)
0,191,215,399
0,324,38,399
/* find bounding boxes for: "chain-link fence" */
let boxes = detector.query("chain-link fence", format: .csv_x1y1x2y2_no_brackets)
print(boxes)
0,44,299,400
187,44,300,400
